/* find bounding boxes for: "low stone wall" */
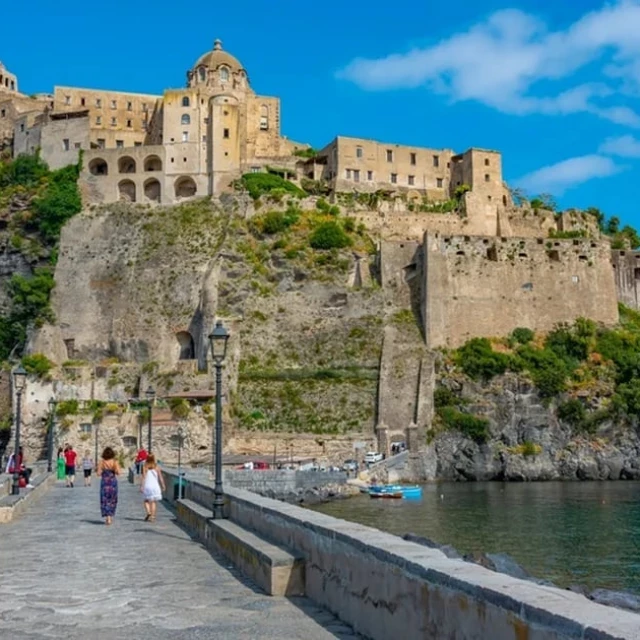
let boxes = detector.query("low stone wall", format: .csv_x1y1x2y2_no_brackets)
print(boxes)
0,474,10,498
162,470,640,640
0,472,56,523
224,470,346,496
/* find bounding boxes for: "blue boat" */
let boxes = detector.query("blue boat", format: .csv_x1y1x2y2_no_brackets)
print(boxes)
368,485,422,500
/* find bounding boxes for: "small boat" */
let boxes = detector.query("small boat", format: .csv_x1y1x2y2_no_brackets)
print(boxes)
368,485,422,500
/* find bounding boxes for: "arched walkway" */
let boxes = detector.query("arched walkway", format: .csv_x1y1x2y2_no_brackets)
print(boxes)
176,331,195,360
144,178,161,203
174,177,197,199
144,155,162,172
118,156,136,174
118,180,136,202
88,158,108,176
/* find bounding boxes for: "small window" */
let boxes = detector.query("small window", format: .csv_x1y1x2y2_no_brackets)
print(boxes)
111,117,117,126
485,174,490,182
260,116,268,130
116,140,124,148
74,142,81,149
96,98,102,108
202,135,207,142
80,423,92,435
134,141,142,147
198,66,206,82
96,116,102,125
386,149,393,162
182,96,190,107
433,155,439,168
182,131,189,142
65,95,71,105
183,157,187,162
127,101,133,111
80,97,86,106
170,157,174,163
410,152,416,165
408,175,415,186
20,123,24,132
572,275,580,284
436,178,443,188
97,138,105,149
181,114,191,125
356,146,363,158
204,117,210,124
390,173,397,184
0,109,4,118
367,170,373,181
142,103,148,112
111,100,117,109
346,169,352,179
223,128,229,139
63,138,70,151
126,119,132,128
251,166,260,173
220,67,229,82
485,158,490,166
354,170,360,182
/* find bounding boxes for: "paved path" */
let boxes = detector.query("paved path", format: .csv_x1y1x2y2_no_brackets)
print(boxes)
0,478,360,640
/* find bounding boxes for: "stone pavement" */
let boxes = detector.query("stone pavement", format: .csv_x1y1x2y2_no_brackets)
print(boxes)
0,478,361,640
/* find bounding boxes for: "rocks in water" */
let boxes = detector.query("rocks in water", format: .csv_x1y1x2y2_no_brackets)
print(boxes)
589,589,640,612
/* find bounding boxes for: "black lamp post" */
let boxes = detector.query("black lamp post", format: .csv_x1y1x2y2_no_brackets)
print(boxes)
177,423,185,500
146,386,156,453
47,397,57,473
94,422,100,469
208,320,229,519
11,365,27,495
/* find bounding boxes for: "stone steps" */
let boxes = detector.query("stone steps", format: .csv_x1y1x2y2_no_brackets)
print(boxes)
176,498,305,597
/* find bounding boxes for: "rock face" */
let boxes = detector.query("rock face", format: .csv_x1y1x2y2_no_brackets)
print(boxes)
430,374,640,481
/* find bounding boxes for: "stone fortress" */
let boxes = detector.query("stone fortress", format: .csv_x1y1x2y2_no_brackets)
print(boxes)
2,40,640,467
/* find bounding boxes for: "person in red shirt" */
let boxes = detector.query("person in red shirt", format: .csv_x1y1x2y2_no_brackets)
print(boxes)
64,444,78,488
134,448,148,475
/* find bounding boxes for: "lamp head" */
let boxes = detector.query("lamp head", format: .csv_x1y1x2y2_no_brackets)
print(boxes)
13,365,27,392
208,320,229,364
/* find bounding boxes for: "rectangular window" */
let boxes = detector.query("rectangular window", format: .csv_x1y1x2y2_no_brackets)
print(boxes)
63,138,70,151
170,157,174,163
126,119,132,128
65,95,71,105
110,117,116,126
386,149,393,162
346,169,352,179
410,152,416,165
127,101,133,111
408,175,415,186
390,173,397,184
202,135,207,142
223,128,230,138
204,117,209,124
116,140,124,148
182,131,189,142
433,155,439,168
96,98,102,108
96,116,102,125
367,170,373,181
260,116,268,130
80,97,86,106
0,109,4,118
74,142,81,149
354,169,360,182
134,141,142,147
356,146,363,158
485,173,490,182
97,138,105,149
110,100,117,109
20,123,24,132
436,178,443,188
485,158,490,166
251,166,260,173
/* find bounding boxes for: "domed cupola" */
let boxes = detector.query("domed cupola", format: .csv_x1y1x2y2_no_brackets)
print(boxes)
187,39,250,91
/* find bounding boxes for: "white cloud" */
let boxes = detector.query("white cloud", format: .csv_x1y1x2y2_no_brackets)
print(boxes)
338,1,640,126
515,155,622,194
600,134,640,156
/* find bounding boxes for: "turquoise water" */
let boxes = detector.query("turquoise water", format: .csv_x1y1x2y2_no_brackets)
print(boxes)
311,482,640,593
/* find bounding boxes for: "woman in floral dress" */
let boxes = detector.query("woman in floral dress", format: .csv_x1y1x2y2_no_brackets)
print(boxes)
97,447,120,525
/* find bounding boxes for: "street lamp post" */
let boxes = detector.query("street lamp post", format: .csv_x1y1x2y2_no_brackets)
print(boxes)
177,424,185,500
47,397,57,473
94,422,100,469
208,320,229,520
11,365,27,495
146,386,156,453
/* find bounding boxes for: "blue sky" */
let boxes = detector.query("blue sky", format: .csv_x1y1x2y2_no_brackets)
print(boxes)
4,0,640,225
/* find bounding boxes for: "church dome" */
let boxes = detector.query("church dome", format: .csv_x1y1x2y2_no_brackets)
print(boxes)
193,39,244,74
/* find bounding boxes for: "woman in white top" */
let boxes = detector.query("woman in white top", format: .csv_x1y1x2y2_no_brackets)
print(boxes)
140,454,165,522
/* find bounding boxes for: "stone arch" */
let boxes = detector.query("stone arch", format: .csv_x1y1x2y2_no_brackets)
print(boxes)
144,178,161,203
144,155,162,172
118,156,136,174
118,180,136,202
174,176,197,199
176,331,195,360
89,158,108,176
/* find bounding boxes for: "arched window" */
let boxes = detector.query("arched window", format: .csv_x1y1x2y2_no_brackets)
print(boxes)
181,96,190,107
198,66,206,82
181,114,191,125
260,105,269,131
220,67,229,82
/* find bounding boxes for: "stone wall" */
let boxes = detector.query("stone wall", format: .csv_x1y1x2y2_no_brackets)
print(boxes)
423,233,619,348
612,249,640,310
164,471,640,640
224,469,346,494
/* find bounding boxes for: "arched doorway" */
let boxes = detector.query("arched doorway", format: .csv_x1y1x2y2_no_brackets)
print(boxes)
144,155,162,172
176,331,195,360
89,158,108,175
144,178,161,203
118,156,136,174
118,180,136,202
174,177,197,199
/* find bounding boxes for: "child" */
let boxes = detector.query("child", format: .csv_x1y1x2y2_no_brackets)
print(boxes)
140,454,165,522
82,451,94,487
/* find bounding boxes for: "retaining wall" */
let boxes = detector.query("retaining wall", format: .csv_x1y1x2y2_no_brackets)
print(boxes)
223,470,346,494
162,470,640,640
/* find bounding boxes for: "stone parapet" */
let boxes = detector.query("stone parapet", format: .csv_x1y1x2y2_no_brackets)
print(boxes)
0,472,56,524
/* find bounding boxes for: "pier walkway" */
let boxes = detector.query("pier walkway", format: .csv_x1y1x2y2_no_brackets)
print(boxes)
0,478,359,640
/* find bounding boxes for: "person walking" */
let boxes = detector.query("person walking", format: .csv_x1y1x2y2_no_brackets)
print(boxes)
82,451,94,487
64,444,78,487
140,454,165,522
56,448,66,481
97,447,120,526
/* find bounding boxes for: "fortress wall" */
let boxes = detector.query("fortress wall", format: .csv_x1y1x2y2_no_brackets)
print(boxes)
423,234,619,348
503,208,557,238
612,250,640,310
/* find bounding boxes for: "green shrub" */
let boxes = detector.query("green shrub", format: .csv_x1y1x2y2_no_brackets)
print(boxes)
515,345,569,396
239,173,304,200
557,399,586,426
169,397,190,419
309,221,351,250
300,178,330,196
438,406,489,443
343,217,356,233
433,386,459,408
21,353,53,377
9,268,55,325
510,327,534,344
545,323,590,365
0,153,49,188
292,148,317,158
521,441,541,457
56,399,79,417
456,338,510,381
